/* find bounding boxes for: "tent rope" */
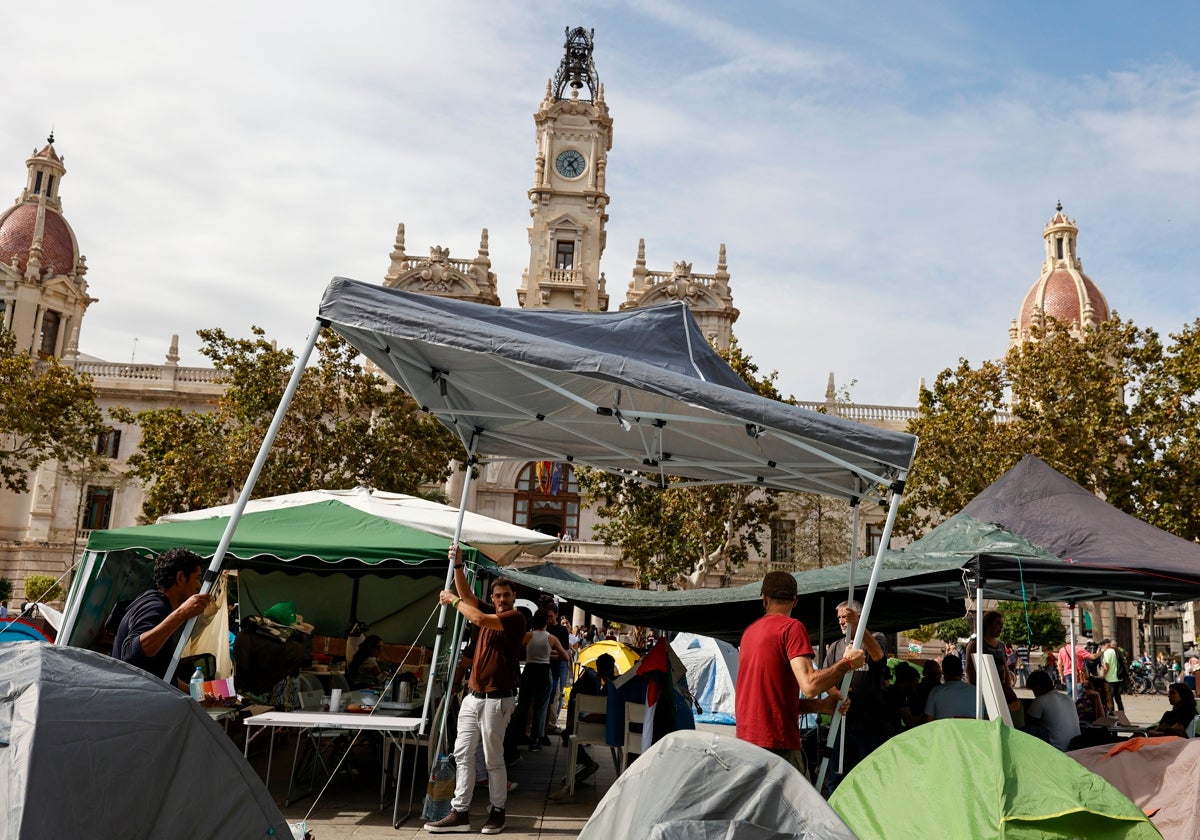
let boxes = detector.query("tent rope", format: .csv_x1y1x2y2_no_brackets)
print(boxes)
301,601,442,823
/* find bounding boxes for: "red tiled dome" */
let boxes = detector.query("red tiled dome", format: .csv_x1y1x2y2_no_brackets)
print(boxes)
1018,268,1110,331
0,203,77,276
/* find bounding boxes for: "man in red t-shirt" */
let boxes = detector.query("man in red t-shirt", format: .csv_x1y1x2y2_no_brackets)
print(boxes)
736,571,864,775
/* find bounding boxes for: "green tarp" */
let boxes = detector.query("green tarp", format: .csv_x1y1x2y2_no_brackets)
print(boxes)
829,719,1161,839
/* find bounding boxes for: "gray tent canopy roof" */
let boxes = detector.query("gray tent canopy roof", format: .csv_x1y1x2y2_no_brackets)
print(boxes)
318,277,917,502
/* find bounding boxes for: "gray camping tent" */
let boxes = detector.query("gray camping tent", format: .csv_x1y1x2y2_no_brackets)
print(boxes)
0,643,289,839
580,729,857,840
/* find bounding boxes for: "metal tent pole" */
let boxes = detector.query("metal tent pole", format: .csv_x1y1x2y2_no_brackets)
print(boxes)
419,447,477,740
164,318,326,684
816,478,905,793
1068,601,1078,700
975,575,985,719
834,498,862,780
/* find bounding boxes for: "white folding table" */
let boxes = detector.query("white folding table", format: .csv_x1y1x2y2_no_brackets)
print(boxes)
243,710,423,826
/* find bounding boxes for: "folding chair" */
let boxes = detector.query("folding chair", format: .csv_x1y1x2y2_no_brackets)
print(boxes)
619,700,645,772
566,694,621,795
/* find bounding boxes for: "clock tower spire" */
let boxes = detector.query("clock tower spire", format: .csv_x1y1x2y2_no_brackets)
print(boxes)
517,27,612,311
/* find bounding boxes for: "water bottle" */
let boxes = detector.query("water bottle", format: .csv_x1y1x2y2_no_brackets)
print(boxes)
422,754,456,821
189,667,205,702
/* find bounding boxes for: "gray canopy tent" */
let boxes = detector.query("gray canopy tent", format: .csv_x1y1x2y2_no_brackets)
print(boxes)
167,277,918,756
315,278,918,740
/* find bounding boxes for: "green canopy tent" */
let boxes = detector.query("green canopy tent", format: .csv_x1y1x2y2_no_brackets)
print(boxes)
829,719,1160,839
60,490,557,654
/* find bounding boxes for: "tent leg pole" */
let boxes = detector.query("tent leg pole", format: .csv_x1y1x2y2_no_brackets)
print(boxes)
835,498,861,780
419,448,478,741
163,317,325,684
816,476,906,794
1069,602,1077,700
976,576,985,720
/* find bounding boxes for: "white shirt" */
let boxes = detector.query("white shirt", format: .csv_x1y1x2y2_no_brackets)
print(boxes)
526,629,552,665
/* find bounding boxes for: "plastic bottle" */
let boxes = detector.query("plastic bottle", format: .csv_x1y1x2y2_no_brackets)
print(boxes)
189,666,205,702
422,754,455,821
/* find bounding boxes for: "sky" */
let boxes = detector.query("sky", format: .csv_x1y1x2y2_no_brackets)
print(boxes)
4,1,1200,405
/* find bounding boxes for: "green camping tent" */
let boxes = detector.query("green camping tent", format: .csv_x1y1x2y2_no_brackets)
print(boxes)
829,719,1160,839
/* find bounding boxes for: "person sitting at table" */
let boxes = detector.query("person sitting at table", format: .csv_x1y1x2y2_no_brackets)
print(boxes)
1075,677,1107,724
1025,669,1080,751
347,634,386,689
1146,682,1197,738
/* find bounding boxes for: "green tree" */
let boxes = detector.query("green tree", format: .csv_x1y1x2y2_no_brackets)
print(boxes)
900,316,1165,537
1129,318,1200,540
24,574,63,604
576,340,781,588
0,577,13,603
115,327,464,521
0,327,106,493
997,600,1067,648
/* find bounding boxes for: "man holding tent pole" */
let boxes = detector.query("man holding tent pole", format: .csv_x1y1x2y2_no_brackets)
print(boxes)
736,572,864,779
111,548,210,687
821,599,889,776
425,547,525,835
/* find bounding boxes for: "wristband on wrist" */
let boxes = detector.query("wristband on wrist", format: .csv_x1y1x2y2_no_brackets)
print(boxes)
454,564,465,570
452,597,461,609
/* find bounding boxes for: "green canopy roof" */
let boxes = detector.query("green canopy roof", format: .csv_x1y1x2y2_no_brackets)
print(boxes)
85,500,479,572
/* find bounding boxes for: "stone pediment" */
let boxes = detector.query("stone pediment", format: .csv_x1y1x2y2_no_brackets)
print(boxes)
40,273,90,301
547,214,583,232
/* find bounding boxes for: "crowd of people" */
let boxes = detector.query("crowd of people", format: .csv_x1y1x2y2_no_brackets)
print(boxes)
107,549,1200,831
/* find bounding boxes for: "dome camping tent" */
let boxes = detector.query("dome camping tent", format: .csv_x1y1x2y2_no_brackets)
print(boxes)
829,719,1159,840
670,632,738,724
0,643,290,839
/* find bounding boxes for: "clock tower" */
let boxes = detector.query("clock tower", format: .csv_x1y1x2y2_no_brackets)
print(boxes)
517,27,612,311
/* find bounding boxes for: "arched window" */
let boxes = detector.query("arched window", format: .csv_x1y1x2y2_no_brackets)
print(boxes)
38,310,60,358
514,462,580,538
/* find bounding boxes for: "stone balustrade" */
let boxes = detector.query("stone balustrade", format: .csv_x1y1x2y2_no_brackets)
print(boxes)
65,360,225,385
547,268,582,284
395,256,478,275
643,270,717,288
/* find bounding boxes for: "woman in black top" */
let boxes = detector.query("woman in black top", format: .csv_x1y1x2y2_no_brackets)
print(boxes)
1147,682,1197,737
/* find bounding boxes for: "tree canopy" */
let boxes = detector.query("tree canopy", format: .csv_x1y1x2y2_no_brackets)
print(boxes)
899,315,1200,539
0,327,106,493
115,327,463,521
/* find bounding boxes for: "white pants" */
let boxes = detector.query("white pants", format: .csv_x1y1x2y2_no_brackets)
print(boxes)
451,693,515,811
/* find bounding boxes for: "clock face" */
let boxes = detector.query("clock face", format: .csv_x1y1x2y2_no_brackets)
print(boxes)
555,149,587,179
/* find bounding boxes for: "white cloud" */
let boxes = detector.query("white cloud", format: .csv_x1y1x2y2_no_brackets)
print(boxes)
2,1,1199,408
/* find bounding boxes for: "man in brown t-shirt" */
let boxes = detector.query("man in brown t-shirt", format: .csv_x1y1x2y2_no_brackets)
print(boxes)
425,548,526,835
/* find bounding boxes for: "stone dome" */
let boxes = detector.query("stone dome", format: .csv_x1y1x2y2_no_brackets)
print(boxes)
1011,205,1111,343
1017,267,1110,329
0,203,78,276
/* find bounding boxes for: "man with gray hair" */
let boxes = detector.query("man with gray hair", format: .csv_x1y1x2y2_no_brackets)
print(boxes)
821,599,889,775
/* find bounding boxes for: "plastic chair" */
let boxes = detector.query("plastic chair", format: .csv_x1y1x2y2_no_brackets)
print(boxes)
620,700,646,772
1186,715,1197,739
566,694,621,794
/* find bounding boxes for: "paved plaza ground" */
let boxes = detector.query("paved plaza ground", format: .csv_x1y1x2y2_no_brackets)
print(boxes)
257,688,1171,839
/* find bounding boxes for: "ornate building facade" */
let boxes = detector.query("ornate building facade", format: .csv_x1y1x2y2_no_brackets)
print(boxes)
0,137,223,601
0,31,1142,610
